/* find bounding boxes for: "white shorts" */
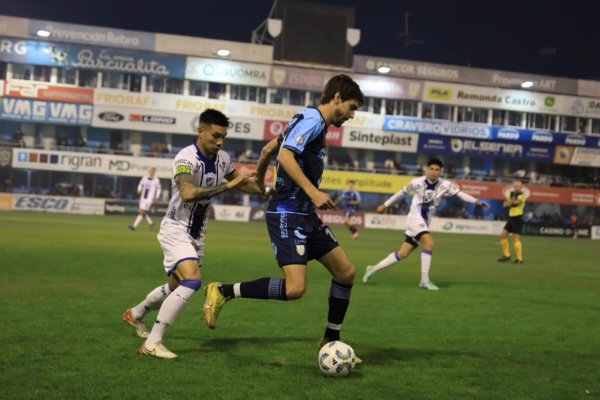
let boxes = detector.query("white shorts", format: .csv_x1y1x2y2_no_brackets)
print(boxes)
157,219,205,275
139,199,153,212
405,214,429,241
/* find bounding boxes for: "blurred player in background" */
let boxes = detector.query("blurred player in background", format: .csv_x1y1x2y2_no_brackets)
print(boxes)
363,158,489,290
123,109,266,359
338,180,361,239
129,168,161,231
203,74,365,360
497,180,526,264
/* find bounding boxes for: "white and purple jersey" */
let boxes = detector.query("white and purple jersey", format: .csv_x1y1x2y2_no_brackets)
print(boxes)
164,143,234,239
384,176,476,226
138,175,161,202
137,175,161,211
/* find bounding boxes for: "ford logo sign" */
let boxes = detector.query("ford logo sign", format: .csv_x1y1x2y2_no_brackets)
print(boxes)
99,112,125,122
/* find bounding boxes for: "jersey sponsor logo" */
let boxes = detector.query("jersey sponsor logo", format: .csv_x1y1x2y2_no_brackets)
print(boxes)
175,165,192,175
293,228,307,239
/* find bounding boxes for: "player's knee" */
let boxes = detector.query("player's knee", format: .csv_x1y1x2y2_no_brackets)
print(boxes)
420,238,434,251
180,279,202,291
286,284,307,300
334,263,356,284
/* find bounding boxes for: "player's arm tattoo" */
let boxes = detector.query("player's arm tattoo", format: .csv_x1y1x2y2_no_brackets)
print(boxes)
175,173,232,202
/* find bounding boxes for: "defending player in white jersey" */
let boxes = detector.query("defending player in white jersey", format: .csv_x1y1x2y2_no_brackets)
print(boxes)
363,158,489,290
129,168,161,230
123,109,267,359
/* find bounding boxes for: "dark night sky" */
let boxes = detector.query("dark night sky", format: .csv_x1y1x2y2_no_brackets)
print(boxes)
2,0,599,80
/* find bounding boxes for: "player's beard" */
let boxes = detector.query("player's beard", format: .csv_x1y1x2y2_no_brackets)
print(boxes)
331,113,348,127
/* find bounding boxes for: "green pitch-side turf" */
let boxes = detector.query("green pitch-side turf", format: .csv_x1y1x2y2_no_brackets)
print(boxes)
0,212,598,400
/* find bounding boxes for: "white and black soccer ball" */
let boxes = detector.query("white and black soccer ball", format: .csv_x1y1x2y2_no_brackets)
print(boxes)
318,341,356,377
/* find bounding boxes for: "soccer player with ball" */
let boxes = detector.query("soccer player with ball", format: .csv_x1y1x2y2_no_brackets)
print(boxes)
363,158,490,290
203,75,365,363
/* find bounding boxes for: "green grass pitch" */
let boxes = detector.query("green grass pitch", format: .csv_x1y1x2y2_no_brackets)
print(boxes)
0,212,598,400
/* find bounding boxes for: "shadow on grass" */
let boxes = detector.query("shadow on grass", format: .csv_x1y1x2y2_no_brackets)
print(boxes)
177,336,315,354
358,347,480,365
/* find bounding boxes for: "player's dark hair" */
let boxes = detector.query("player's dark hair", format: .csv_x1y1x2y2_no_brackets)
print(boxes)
347,180,356,184
199,109,229,127
320,74,364,106
427,158,444,168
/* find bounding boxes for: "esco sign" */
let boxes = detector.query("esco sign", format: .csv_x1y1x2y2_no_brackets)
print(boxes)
14,196,70,210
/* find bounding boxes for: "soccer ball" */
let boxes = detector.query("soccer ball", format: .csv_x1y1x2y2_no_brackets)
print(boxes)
318,341,356,377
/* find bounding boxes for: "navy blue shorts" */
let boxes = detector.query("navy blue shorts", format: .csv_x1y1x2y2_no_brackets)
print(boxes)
344,208,356,217
504,216,524,234
266,212,339,267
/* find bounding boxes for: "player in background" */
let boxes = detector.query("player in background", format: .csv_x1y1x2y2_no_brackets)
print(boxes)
123,109,266,359
338,180,361,239
129,167,161,230
203,74,365,359
497,180,526,264
363,158,490,290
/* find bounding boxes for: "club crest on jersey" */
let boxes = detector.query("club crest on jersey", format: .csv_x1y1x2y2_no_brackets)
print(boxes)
295,135,305,145
205,176,216,186
424,190,435,202
296,245,305,256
